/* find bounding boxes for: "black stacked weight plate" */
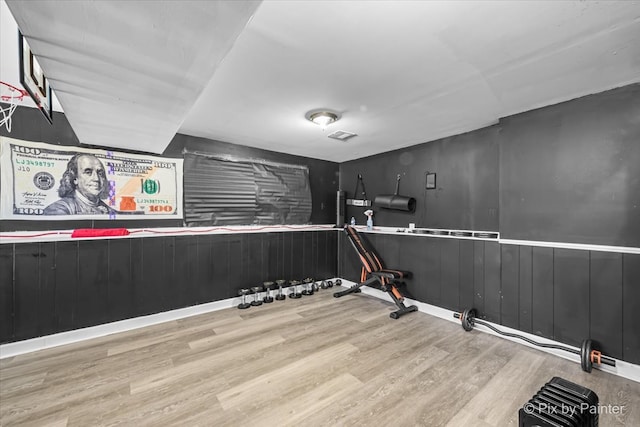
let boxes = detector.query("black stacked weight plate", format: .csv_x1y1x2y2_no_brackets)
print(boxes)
519,377,599,427
538,388,587,427
539,383,588,426
545,377,599,427
533,390,582,427
530,394,577,427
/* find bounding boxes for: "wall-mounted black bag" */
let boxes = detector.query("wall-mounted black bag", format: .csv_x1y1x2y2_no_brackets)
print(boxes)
374,174,416,212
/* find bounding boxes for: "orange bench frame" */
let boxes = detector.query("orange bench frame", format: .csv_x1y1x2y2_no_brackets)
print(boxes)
334,226,418,319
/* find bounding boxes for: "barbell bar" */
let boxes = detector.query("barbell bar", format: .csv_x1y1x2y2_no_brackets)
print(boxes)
453,308,616,373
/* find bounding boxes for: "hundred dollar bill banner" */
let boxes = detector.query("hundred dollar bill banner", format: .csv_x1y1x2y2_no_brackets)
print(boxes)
1,137,183,220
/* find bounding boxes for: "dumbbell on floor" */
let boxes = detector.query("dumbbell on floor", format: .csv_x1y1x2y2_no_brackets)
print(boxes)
237,288,251,310
320,279,341,289
453,308,616,373
263,281,274,303
289,280,302,299
251,286,263,306
302,278,314,296
275,279,287,300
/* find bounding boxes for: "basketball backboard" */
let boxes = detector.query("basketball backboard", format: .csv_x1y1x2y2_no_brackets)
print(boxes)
19,30,52,123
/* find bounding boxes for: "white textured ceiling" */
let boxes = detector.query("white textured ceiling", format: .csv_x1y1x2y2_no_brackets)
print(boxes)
3,0,640,162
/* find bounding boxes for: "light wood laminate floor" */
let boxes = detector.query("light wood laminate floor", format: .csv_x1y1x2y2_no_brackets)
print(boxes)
1,287,639,426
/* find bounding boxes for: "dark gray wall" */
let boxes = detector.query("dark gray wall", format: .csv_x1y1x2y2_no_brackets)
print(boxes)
340,83,640,248
500,83,640,246
340,125,499,231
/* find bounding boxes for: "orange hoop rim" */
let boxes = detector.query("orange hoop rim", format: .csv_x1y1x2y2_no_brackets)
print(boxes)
0,80,28,103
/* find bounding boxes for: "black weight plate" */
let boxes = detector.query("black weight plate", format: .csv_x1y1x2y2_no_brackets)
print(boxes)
581,339,593,373
461,308,476,331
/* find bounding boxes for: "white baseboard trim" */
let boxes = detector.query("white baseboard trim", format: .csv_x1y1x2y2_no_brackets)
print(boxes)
0,297,237,359
337,279,640,384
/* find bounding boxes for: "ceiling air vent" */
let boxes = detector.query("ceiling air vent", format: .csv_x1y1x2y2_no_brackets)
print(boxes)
327,130,357,141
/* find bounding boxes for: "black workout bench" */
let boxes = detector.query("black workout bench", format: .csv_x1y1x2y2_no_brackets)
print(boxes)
334,225,418,319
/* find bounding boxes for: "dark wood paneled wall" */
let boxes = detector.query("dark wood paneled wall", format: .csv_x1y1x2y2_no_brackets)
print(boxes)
499,83,640,247
339,125,499,231
339,84,640,248
0,231,337,344
338,232,640,364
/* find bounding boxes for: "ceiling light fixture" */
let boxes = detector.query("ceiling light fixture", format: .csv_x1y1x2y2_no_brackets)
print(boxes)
306,110,340,130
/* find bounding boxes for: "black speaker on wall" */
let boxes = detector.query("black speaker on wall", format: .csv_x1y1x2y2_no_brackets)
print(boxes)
336,191,345,227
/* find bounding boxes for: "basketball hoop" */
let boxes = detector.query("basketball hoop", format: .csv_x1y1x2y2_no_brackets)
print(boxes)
1,80,28,133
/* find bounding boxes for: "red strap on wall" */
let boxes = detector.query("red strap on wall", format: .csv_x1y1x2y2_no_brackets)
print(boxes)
71,228,130,238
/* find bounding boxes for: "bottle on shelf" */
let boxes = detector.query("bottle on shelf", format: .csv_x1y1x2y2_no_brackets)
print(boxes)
364,209,374,230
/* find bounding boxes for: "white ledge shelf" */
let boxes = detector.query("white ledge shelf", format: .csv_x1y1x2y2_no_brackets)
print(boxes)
0,224,338,244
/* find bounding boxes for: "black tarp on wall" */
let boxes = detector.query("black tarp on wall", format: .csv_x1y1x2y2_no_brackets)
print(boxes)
183,153,312,226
